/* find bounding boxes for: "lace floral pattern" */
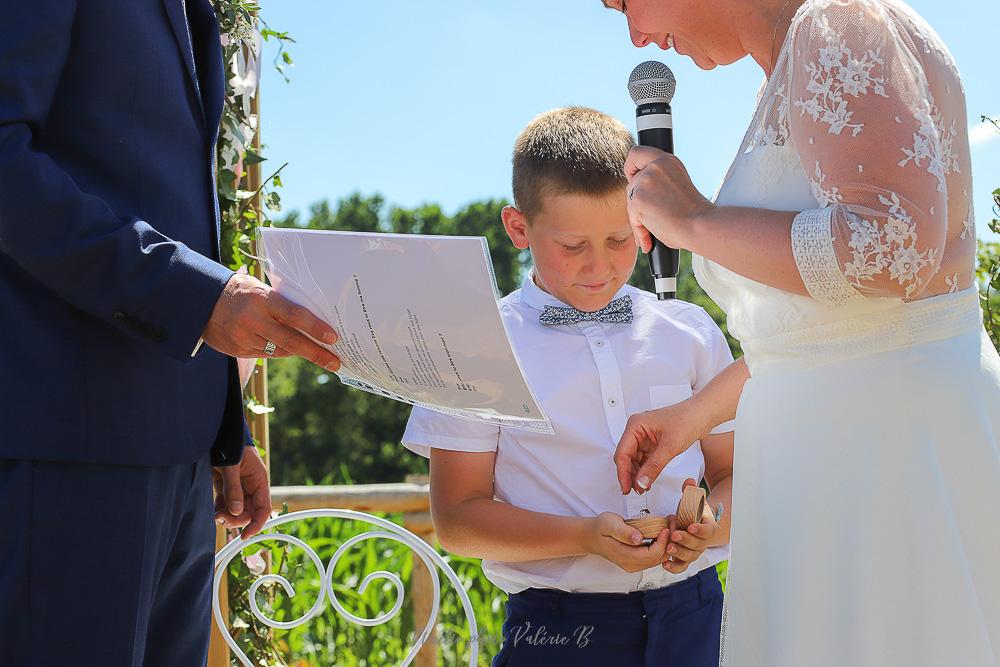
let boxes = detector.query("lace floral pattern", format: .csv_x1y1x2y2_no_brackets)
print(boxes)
754,84,791,147
841,192,939,299
808,161,842,206
961,211,975,240
898,94,960,193
776,0,966,302
945,273,960,293
793,13,888,137
704,0,973,348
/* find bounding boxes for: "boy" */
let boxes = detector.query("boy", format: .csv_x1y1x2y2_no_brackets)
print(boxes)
402,107,735,666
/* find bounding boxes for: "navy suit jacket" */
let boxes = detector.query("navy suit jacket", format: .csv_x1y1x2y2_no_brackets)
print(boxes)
0,0,247,466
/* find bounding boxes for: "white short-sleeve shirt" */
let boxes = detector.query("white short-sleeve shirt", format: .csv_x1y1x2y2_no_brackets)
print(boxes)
402,271,734,594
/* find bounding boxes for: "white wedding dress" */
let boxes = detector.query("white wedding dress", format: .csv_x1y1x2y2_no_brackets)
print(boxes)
691,0,1000,664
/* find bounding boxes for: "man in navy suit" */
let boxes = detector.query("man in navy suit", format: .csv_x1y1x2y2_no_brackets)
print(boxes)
0,1,342,664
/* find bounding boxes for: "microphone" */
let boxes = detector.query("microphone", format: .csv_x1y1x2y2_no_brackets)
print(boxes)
628,61,679,300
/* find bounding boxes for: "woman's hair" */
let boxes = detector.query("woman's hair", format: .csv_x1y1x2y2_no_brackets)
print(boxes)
512,106,635,219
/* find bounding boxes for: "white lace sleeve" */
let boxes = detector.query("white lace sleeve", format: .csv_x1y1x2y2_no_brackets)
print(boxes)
787,0,953,304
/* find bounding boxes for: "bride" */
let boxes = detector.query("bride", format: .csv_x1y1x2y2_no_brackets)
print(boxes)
602,0,1000,664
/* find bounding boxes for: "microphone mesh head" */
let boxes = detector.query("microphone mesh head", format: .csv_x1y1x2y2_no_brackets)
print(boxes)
628,61,676,104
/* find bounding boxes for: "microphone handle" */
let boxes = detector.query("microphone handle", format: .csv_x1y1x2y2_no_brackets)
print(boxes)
636,102,680,300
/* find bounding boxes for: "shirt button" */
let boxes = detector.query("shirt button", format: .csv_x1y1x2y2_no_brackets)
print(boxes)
594,339,605,347
608,398,617,407
641,582,655,590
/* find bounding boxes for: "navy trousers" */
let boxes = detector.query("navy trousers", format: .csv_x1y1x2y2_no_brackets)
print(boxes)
491,566,724,667
0,456,216,667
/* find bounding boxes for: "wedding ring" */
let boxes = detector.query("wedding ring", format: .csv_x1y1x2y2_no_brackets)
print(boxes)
264,340,277,356
628,187,636,201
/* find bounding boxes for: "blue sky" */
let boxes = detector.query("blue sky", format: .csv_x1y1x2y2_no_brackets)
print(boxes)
258,0,999,241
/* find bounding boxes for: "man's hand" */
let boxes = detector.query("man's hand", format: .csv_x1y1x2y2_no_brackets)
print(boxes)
213,446,271,539
202,272,342,372
661,479,723,573
585,512,672,573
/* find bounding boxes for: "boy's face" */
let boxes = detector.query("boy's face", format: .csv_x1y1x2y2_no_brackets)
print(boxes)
502,191,638,312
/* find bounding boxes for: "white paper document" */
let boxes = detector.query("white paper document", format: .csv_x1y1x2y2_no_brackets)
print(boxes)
258,227,553,433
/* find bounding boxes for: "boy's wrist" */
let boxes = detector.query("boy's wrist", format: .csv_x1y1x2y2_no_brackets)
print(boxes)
576,516,600,555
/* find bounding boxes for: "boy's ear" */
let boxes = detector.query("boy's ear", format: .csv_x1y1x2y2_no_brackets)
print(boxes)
501,205,531,250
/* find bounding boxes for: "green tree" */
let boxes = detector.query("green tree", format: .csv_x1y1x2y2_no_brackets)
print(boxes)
977,117,1000,350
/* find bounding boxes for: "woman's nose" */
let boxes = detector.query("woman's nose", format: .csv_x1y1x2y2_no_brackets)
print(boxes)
629,22,651,48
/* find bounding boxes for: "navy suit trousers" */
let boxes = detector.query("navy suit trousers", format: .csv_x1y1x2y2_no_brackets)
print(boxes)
0,456,215,666
491,567,724,667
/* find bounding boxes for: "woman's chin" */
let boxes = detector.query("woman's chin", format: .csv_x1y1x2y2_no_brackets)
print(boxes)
689,54,718,70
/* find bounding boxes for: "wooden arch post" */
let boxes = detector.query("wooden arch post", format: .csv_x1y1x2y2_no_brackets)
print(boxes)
207,18,269,666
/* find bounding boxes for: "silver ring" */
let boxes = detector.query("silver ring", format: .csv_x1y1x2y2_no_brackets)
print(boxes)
628,187,636,201
264,340,276,356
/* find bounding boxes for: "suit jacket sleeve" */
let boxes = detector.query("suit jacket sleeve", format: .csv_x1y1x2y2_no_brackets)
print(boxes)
0,1,234,361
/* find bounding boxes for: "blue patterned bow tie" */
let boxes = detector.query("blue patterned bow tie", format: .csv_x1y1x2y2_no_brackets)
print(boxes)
538,295,633,326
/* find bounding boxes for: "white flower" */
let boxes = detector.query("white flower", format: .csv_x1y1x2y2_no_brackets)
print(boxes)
888,245,924,285
883,215,913,247
837,57,871,96
818,44,842,69
848,217,879,251
243,551,267,576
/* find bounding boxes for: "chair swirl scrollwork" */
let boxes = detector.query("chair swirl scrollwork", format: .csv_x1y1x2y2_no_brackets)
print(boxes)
213,509,480,666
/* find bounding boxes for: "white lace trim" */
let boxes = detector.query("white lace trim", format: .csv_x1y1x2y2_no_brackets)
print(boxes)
791,208,864,306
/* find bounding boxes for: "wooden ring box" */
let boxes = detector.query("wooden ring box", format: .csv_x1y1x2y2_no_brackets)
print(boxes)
624,485,706,544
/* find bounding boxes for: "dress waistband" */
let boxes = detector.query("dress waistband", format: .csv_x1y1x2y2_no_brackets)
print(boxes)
742,287,984,375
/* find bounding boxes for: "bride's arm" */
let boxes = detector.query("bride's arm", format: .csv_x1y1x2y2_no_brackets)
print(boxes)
685,206,804,296
614,356,750,495
690,355,751,436
626,0,950,305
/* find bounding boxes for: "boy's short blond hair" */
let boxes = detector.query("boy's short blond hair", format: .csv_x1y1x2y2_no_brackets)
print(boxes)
512,106,635,219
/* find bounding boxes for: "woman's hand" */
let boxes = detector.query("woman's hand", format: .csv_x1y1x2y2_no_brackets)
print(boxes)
614,397,711,495
585,512,672,573
625,146,715,252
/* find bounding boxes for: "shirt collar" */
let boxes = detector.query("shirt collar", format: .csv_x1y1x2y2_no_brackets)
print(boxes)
520,267,634,313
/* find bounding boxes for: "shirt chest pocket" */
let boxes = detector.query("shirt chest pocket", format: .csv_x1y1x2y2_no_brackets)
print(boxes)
648,383,693,411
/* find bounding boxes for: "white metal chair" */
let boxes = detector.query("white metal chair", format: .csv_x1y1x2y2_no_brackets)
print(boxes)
213,509,480,666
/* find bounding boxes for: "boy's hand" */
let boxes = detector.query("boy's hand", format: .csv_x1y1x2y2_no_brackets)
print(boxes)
586,512,672,574
661,479,722,573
